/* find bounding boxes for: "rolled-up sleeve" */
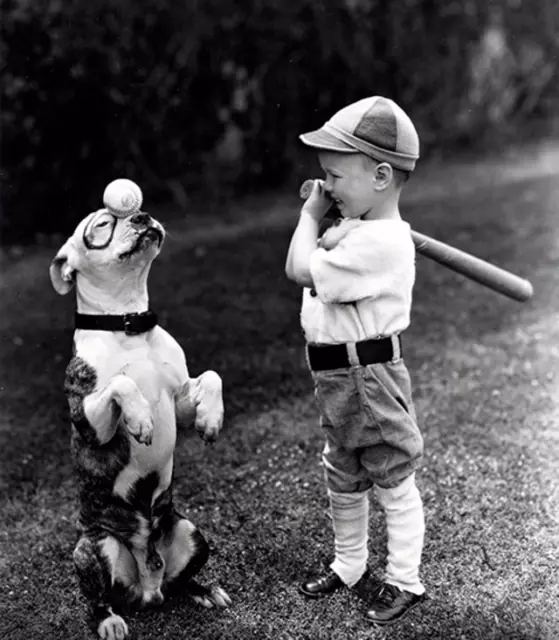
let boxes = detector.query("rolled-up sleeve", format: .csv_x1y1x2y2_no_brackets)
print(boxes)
309,224,413,304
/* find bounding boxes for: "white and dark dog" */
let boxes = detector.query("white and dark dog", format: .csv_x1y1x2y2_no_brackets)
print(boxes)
50,206,230,639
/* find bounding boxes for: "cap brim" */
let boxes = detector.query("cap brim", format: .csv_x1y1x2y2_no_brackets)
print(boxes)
299,129,359,153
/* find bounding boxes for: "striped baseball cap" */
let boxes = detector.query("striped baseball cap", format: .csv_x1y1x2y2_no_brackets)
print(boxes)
300,96,419,171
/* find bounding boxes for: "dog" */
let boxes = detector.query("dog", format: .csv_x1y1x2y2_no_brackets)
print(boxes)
50,206,230,639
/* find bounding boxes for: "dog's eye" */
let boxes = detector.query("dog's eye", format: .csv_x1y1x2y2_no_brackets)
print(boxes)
83,211,117,249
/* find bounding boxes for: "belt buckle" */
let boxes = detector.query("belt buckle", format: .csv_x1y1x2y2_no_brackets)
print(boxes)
390,335,401,362
346,342,360,367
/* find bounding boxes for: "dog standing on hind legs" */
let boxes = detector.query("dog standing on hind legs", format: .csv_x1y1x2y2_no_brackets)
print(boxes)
50,188,231,639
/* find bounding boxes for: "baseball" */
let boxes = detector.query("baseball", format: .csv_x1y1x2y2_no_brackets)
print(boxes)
103,179,143,217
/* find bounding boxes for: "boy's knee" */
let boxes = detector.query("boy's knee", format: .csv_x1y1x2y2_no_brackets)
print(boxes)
328,488,369,508
322,456,373,494
375,472,417,504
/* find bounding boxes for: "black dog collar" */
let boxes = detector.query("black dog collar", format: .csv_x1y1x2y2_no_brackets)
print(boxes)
75,310,158,336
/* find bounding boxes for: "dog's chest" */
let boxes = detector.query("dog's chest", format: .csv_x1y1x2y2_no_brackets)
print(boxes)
119,349,181,406
108,355,177,507
118,347,180,448
91,338,183,474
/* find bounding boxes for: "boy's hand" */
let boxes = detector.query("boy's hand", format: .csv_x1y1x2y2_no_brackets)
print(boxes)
301,179,332,221
318,218,362,250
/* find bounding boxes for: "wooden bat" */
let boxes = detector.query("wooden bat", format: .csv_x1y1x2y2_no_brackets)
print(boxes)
299,179,533,302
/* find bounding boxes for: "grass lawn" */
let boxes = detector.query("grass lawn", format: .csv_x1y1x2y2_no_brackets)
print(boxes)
1,141,558,639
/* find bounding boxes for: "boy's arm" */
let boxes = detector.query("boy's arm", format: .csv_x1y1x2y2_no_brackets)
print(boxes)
310,224,415,304
285,212,320,287
285,180,331,287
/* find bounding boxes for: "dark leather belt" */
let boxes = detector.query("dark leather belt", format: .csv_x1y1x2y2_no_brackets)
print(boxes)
307,336,400,371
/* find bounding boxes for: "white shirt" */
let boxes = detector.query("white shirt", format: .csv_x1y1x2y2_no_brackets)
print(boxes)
300,218,415,344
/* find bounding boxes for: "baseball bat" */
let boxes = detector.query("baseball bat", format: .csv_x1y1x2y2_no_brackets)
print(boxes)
299,179,533,302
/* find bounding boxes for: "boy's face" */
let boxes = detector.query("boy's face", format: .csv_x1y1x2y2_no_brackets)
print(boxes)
318,151,385,219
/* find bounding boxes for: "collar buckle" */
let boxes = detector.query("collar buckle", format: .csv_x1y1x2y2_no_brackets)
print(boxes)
123,311,155,335
123,314,136,336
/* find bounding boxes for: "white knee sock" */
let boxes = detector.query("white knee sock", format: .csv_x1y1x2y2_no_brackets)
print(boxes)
329,489,369,587
375,473,425,595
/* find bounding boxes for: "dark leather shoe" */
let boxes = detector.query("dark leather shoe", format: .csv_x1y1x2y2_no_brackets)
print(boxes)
366,583,426,626
299,572,344,598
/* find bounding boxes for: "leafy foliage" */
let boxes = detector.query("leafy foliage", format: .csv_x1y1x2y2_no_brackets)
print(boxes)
2,0,558,243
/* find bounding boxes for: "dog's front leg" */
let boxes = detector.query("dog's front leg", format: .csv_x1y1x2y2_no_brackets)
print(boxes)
67,359,153,445
85,375,154,445
175,371,224,444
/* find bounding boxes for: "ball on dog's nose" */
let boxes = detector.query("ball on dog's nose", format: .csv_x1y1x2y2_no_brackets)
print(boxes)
103,179,143,217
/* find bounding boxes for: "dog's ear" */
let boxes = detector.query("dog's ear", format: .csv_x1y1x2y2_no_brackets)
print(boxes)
50,238,78,295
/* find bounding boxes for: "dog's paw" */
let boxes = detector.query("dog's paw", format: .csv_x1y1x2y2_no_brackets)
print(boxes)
122,400,154,445
97,613,129,640
125,414,154,445
194,371,224,443
191,585,231,609
210,585,232,608
114,376,154,445
194,410,223,444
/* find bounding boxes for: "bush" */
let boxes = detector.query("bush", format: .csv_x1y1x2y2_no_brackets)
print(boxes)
1,0,558,244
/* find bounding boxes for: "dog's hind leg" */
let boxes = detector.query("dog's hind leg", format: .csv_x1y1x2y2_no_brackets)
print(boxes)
160,514,231,609
74,534,139,639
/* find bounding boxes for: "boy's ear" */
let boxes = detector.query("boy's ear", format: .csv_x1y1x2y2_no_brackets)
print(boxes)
373,162,393,190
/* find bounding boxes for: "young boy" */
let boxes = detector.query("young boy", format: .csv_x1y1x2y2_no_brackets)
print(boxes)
285,96,426,626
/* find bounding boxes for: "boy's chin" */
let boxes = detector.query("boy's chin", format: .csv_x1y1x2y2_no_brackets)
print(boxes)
331,202,364,220
340,210,364,220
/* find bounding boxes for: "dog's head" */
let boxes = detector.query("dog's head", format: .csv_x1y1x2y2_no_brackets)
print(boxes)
50,209,165,298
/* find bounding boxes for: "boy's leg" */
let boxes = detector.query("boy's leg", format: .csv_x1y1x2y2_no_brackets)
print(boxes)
356,359,426,623
300,440,371,597
366,472,425,626
329,488,369,586
376,473,425,595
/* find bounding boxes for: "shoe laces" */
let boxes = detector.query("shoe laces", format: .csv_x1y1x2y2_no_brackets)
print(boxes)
316,574,335,587
375,583,401,607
